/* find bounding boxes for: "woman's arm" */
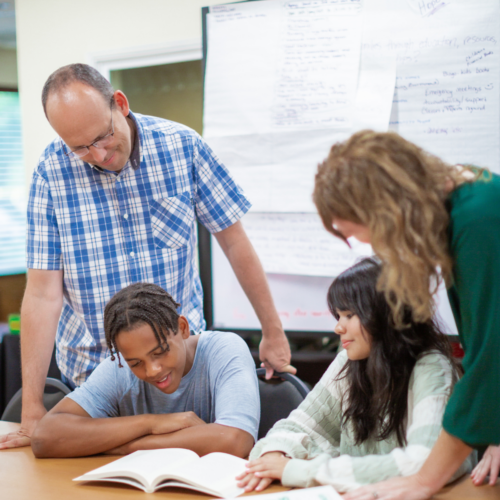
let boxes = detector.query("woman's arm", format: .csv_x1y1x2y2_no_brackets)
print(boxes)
31,398,204,458
343,430,473,500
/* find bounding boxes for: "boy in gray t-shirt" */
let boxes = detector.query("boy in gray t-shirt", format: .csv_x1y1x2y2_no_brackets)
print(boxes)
31,283,260,458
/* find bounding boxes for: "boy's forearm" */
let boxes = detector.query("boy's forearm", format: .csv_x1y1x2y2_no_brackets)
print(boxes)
32,413,153,458
113,424,254,458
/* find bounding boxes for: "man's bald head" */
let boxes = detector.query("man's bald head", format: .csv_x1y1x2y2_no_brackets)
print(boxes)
42,64,115,118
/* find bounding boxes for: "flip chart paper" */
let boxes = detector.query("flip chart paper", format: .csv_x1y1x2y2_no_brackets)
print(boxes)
352,54,397,131
204,0,363,212
242,213,372,277
204,0,499,213
364,0,500,172
205,0,497,331
205,0,363,137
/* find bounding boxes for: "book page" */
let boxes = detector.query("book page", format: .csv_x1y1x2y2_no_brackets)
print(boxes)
160,452,247,498
75,448,199,489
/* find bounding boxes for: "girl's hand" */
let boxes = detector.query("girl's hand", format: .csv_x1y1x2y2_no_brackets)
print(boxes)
236,452,290,492
471,445,500,486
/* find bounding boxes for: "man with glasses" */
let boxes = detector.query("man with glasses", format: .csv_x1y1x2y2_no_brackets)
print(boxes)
0,64,295,450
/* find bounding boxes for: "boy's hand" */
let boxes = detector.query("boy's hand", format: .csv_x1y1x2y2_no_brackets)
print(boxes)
105,413,207,455
236,452,290,492
150,412,206,435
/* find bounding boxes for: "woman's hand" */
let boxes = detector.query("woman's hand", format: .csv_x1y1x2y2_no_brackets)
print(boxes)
343,475,434,500
471,445,500,486
236,452,290,492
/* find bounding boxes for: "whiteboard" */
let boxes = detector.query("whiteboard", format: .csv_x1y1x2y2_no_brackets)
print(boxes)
212,235,458,335
202,0,499,334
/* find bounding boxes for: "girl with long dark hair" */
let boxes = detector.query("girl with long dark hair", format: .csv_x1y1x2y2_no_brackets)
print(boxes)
237,258,472,493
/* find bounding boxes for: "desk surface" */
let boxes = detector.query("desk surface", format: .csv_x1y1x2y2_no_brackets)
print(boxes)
0,422,498,499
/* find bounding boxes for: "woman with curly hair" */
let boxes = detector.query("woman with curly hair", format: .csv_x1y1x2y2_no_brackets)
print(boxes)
313,130,500,499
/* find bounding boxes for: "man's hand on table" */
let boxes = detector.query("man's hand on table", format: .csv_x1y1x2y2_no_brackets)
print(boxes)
0,406,47,450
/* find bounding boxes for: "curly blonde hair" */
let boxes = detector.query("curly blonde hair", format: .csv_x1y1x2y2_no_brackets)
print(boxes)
313,130,478,327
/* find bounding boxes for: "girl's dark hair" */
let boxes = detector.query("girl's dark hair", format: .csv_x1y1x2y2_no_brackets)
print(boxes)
328,257,454,446
104,282,181,366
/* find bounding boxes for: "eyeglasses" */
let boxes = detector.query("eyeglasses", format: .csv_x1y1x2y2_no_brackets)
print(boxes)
64,106,114,159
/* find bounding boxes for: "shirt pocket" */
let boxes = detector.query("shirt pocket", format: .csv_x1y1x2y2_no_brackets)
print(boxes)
149,191,195,249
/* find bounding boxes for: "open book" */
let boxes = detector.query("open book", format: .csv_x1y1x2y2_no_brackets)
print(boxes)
73,448,247,497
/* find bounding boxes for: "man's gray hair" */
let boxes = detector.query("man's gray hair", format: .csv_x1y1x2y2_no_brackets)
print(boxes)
42,63,115,117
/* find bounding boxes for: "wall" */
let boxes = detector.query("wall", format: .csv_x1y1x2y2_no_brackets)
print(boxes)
0,47,24,320
15,0,227,190
110,60,203,135
0,47,17,88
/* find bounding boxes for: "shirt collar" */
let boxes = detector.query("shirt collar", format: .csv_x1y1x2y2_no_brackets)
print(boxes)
127,110,141,171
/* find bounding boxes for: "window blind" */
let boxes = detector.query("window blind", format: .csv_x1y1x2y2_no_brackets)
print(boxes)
0,91,26,275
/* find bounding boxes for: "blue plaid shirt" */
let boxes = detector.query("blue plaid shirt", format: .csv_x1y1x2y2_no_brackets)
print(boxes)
26,112,250,387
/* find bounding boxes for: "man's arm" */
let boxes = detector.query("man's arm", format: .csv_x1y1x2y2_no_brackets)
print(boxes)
0,269,63,450
106,424,254,458
31,397,208,458
214,221,295,378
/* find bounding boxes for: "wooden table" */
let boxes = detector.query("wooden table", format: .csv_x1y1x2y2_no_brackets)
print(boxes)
0,422,289,499
1,422,499,499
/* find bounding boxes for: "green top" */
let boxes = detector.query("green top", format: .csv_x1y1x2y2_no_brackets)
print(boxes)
443,172,500,447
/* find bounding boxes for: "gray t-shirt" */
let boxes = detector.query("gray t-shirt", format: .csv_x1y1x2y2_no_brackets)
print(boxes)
67,331,260,440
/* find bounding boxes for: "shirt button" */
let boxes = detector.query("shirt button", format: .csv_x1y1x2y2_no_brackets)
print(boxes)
130,251,135,257
123,213,129,219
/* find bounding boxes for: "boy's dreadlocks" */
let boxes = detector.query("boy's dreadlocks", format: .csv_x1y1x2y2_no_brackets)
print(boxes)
104,282,181,366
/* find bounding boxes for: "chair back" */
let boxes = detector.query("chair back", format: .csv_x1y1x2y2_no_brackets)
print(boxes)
1,377,71,423
256,368,310,440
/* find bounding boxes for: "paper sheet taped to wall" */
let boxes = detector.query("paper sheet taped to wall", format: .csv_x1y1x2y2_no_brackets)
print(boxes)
211,227,458,334
205,0,365,212
242,213,372,277
364,0,500,174
204,0,499,213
